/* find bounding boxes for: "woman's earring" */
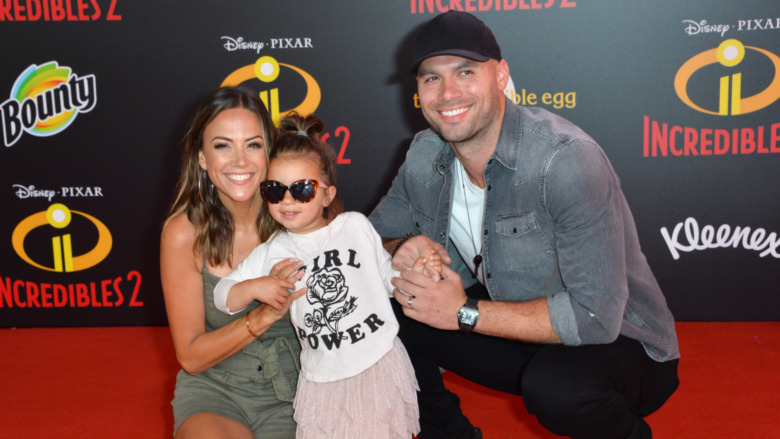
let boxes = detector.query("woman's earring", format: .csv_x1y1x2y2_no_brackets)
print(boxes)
198,171,207,204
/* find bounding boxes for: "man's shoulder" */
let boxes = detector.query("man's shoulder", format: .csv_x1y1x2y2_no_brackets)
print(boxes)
509,103,594,145
495,102,604,174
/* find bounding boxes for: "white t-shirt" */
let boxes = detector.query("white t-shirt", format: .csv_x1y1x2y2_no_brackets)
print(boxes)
214,212,399,382
450,159,486,283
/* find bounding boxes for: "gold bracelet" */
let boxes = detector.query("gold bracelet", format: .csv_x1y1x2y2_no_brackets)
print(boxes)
245,314,259,338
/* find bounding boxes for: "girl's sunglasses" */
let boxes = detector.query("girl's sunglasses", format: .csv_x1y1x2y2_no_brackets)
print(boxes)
260,179,329,204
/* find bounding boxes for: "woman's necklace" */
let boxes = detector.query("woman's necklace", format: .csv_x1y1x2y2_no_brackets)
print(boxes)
459,163,483,276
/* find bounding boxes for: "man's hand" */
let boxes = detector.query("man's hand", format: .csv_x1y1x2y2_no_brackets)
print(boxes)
392,264,466,330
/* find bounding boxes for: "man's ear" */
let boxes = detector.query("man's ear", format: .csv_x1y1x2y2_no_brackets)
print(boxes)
496,59,510,91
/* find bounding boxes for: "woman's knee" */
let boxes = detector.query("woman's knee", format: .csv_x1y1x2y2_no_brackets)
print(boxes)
175,413,254,439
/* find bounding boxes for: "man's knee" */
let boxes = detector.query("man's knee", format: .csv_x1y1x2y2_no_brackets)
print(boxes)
520,346,652,439
521,364,587,429
523,374,641,438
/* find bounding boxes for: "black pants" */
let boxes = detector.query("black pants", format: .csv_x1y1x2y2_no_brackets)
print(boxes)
394,284,679,439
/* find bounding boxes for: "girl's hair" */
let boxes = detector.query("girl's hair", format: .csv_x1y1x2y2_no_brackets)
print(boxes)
271,112,343,230
163,86,277,267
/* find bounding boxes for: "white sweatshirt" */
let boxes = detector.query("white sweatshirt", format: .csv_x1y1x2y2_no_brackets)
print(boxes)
214,212,400,382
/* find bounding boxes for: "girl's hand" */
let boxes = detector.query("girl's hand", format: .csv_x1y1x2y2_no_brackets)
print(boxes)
244,276,299,310
269,258,305,280
411,248,443,281
393,235,450,273
224,259,305,314
251,258,305,310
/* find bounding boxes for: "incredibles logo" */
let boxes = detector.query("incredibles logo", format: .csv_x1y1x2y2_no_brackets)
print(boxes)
12,203,112,272
675,39,780,115
222,56,321,124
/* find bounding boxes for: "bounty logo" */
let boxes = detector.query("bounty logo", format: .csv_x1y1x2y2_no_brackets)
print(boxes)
675,39,780,115
222,56,320,124
12,203,112,272
1,61,97,147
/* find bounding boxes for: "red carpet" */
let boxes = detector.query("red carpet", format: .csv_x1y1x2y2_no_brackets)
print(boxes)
1,322,778,438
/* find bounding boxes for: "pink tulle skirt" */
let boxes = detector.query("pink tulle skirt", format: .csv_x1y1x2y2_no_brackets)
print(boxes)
293,337,420,439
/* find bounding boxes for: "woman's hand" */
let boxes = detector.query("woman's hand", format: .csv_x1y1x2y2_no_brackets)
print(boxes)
249,287,308,327
248,285,307,330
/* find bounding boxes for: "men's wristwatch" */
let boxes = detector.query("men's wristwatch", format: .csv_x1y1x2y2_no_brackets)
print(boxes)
457,297,479,333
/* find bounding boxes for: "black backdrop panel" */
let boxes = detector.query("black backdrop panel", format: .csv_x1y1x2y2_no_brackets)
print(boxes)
1,1,777,326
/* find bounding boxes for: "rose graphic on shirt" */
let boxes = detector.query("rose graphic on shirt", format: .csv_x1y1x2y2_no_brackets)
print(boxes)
304,267,357,337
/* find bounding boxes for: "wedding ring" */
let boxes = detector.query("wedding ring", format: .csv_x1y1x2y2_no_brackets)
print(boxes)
407,296,415,309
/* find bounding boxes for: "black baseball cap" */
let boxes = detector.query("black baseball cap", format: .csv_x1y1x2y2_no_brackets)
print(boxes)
409,10,502,74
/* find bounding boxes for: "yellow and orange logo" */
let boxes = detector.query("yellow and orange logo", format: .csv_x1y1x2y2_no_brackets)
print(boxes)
12,203,112,272
675,39,780,115
222,56,321,124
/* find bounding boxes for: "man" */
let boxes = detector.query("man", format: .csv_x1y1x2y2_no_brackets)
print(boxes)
369,10,680,439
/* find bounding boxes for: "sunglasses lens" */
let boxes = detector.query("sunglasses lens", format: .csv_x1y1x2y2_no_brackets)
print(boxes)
290,181,316,203
261,182,286,203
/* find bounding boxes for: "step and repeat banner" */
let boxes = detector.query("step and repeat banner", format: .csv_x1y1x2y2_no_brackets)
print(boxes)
1,1,777,327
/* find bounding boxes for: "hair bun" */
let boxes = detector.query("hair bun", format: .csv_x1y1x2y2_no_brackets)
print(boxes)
279,112,323,139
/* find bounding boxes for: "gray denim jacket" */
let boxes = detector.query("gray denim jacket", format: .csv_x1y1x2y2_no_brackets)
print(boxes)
369,98,679,362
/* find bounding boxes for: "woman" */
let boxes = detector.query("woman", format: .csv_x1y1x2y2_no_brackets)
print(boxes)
160,86,305,438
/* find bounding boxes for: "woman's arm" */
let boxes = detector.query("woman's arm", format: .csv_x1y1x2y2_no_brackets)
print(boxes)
220,258,303,314
160,214,285,375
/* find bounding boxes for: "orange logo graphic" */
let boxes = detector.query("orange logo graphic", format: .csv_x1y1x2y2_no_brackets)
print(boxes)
675,39,780,115
12,203,112,272
222,56,321,124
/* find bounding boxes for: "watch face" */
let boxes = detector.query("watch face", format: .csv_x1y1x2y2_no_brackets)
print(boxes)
458,307,478,327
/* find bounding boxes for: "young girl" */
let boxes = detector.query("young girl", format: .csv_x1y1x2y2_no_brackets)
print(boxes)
214,113,436,438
